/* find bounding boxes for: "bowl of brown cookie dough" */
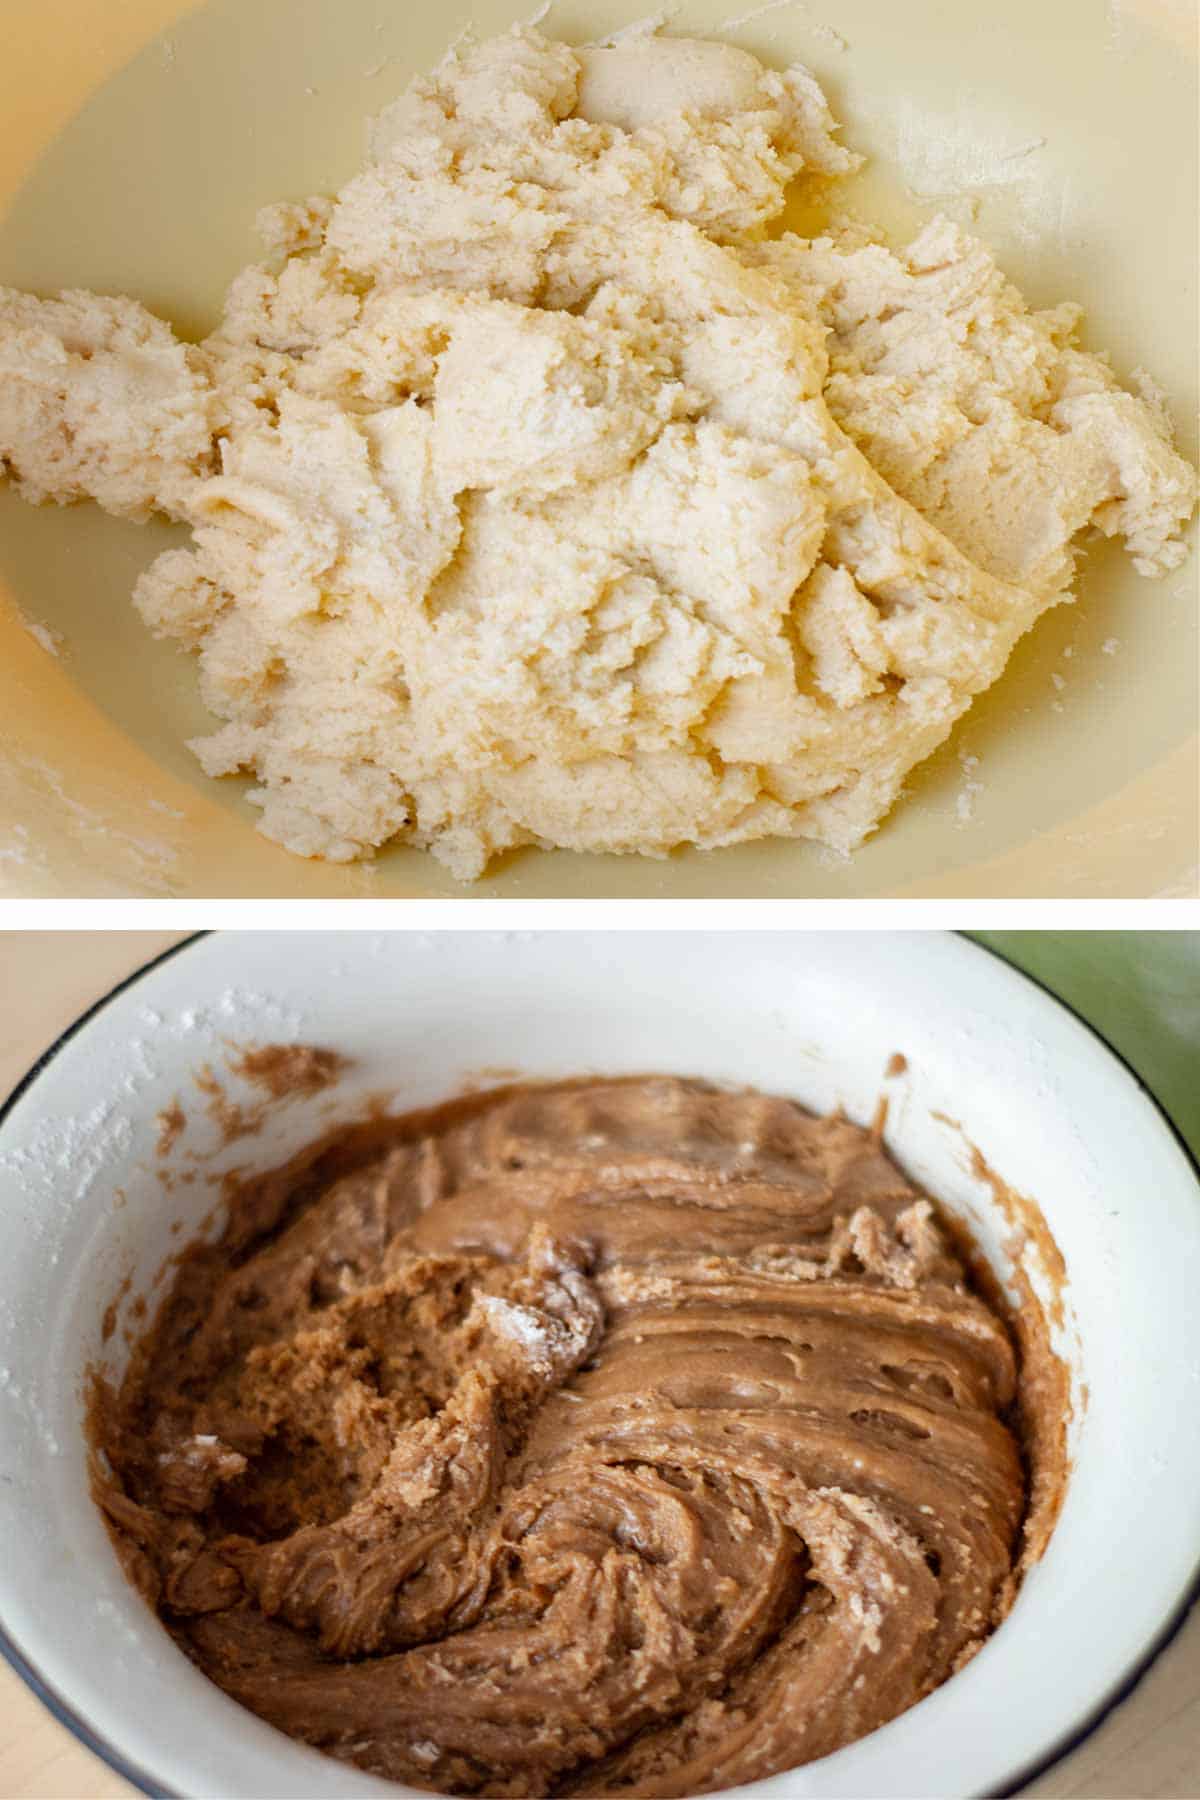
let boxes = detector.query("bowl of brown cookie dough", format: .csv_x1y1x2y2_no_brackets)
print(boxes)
0,931,1197,1799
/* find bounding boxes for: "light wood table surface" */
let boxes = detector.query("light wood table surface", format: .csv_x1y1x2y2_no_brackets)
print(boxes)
0,932,1196,1800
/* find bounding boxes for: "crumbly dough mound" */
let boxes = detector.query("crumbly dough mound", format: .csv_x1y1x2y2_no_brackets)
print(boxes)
752,221,1198,595
94,1077,1043,1797
1,28,1194,876
0,289,217,518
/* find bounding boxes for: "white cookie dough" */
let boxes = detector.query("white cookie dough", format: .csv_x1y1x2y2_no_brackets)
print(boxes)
753,220,1198,596
0,289,216,518
0,26,1194,877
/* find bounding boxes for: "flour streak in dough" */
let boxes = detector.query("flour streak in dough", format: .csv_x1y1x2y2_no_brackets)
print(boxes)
0,26,1194,877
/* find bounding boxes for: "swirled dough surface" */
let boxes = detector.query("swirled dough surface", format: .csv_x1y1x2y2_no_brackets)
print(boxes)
93,1078,1049,1796
1,28,1194,875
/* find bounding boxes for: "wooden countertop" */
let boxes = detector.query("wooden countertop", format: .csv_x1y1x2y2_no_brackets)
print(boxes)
0,932,1196,1800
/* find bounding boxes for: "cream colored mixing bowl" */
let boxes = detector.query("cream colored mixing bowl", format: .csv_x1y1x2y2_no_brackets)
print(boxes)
1,0,1196,898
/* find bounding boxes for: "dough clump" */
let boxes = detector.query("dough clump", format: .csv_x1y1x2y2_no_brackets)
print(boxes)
1,29,1195,876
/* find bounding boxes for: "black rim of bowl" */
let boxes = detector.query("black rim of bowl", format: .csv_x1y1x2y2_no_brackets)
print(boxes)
0,928,1196,1800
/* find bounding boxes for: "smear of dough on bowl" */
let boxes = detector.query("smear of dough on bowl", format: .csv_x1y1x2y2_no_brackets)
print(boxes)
0,26,1195,878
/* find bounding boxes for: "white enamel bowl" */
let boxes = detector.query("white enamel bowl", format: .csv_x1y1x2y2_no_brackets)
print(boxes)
0,930,1197,1798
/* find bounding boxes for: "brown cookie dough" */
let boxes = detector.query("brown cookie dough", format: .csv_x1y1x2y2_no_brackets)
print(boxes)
91,1078,1061,1796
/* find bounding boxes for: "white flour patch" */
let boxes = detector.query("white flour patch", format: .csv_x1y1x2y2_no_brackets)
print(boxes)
954,751,983,827
477,1296,557,1373
0,823,40,871
0,1098,136,1206
2,755,181,896
589,8,681,48
16,610,64,656
721,0,847,50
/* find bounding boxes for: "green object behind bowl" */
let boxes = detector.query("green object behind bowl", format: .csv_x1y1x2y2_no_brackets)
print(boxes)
973,932,1200,1155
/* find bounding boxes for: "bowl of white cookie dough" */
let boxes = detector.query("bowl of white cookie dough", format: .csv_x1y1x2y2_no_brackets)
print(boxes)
0,931,1198,1798
0,0,1196,900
